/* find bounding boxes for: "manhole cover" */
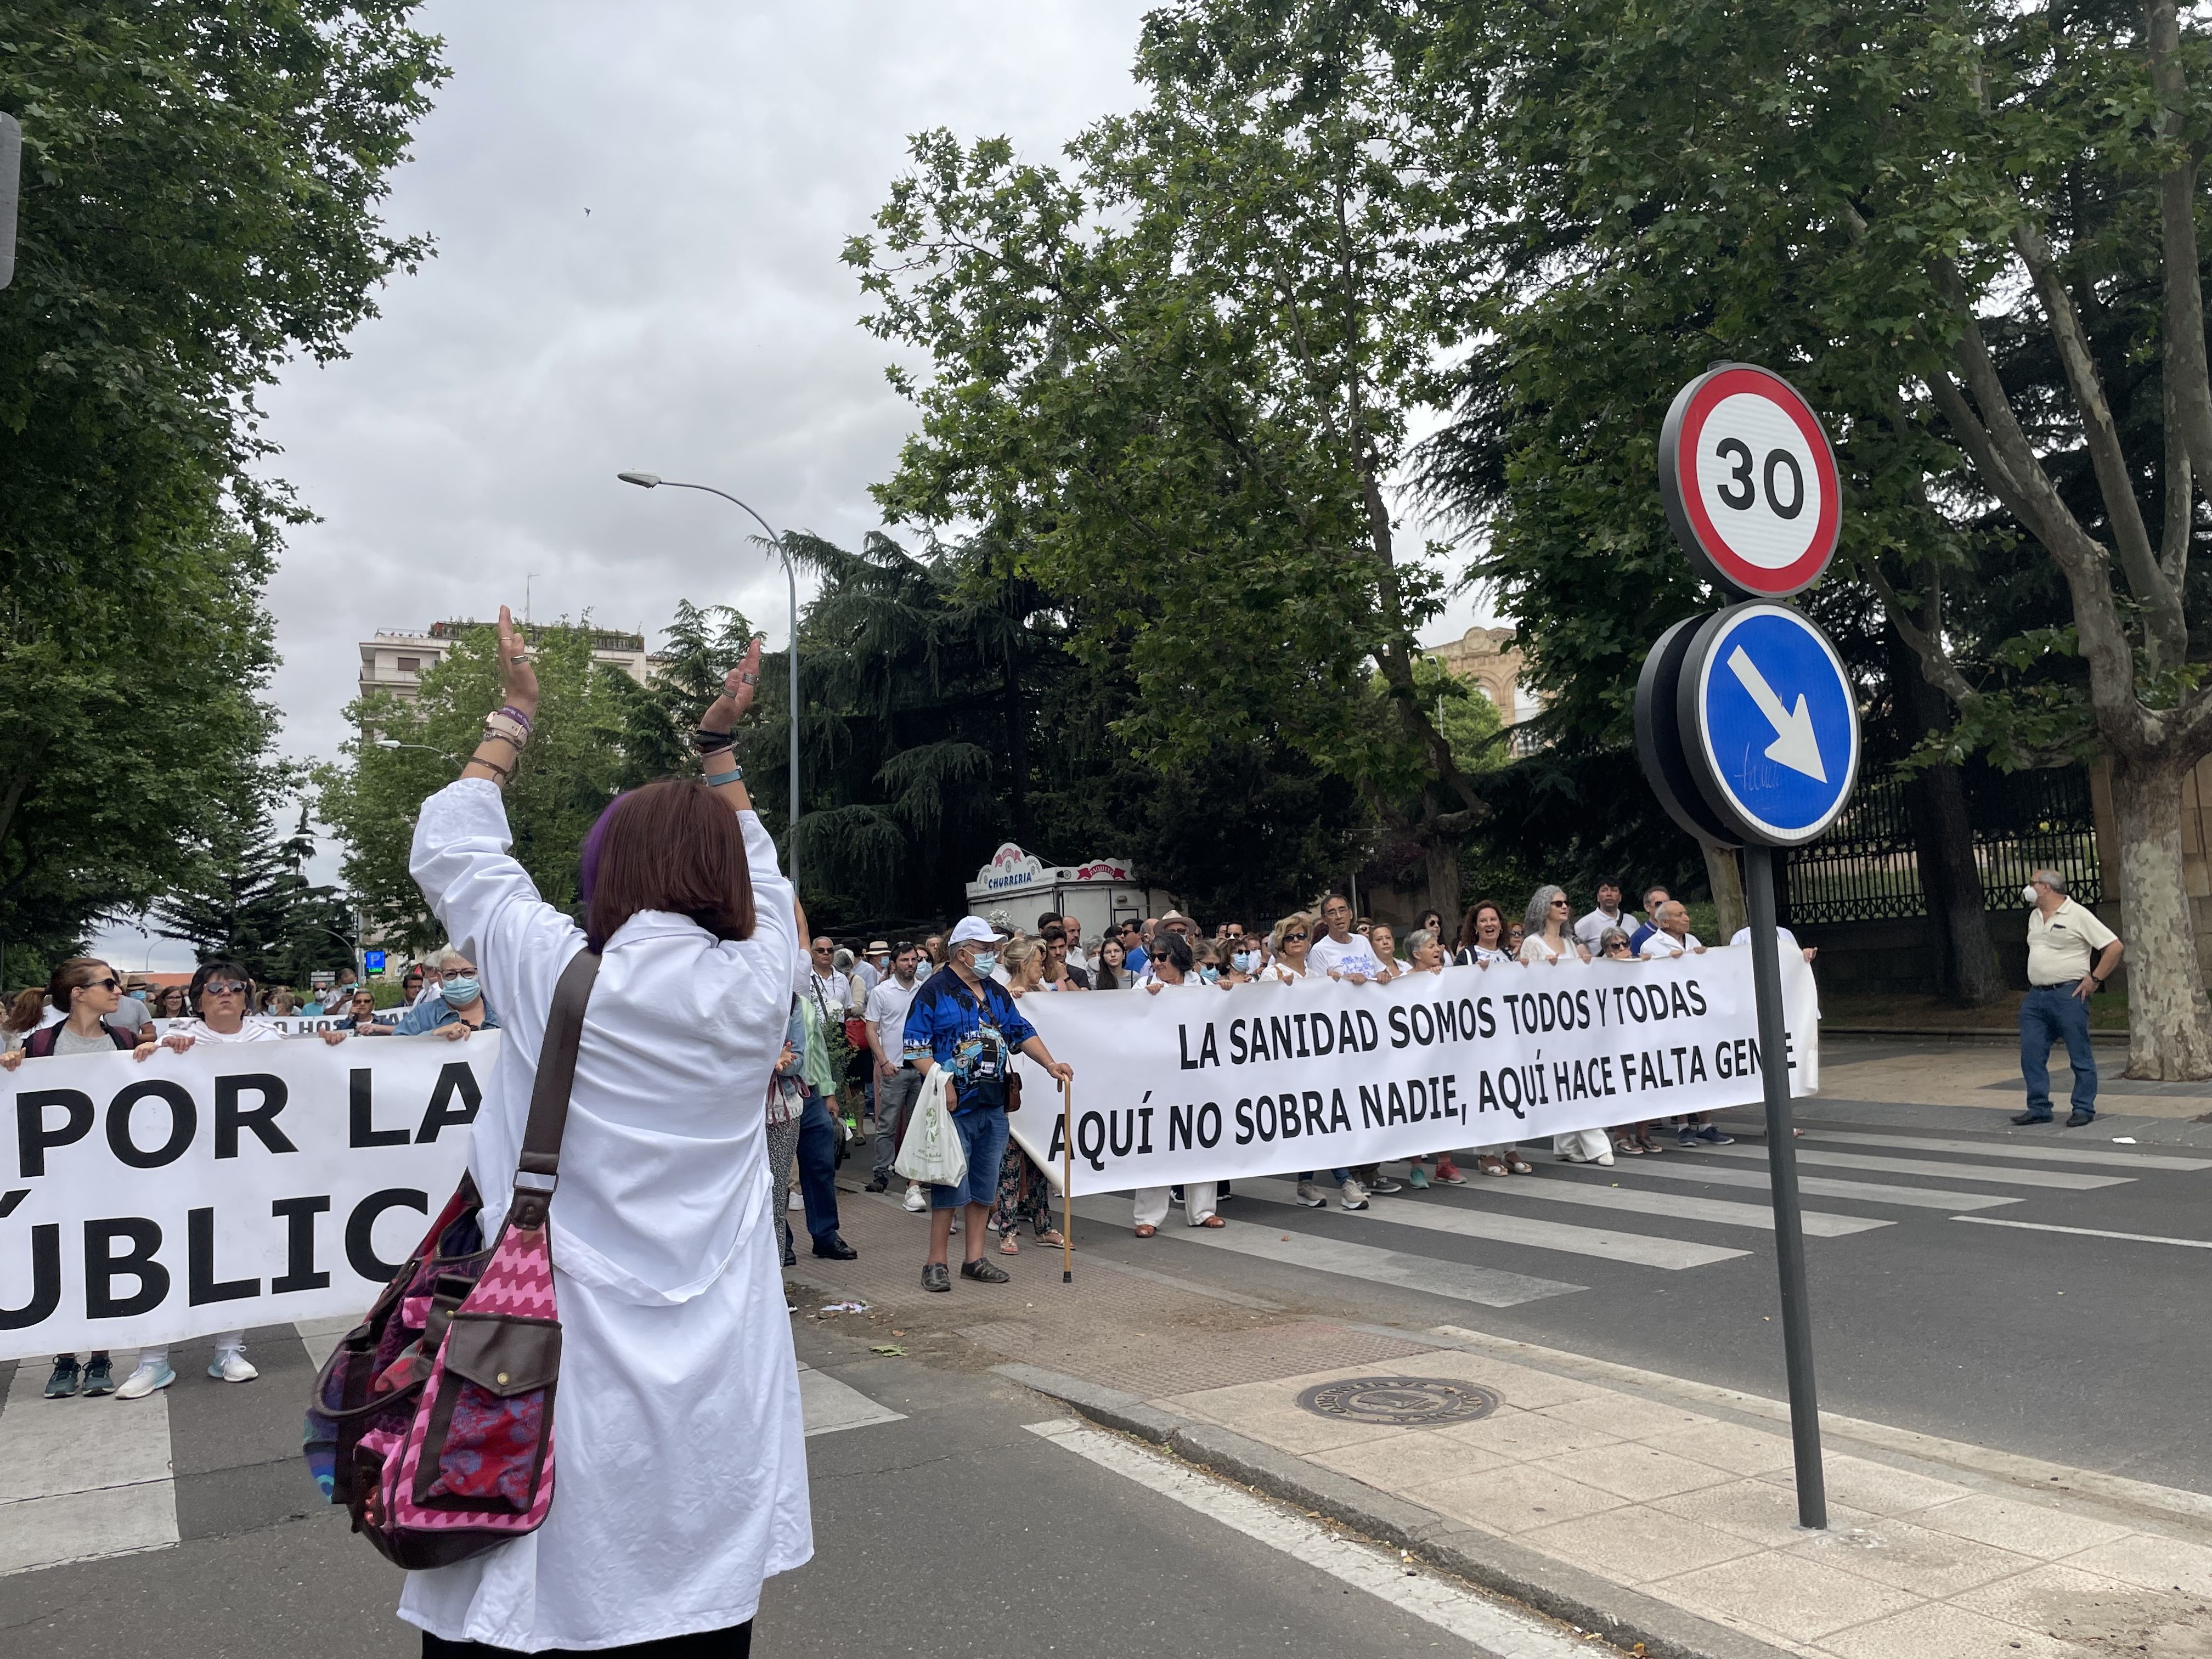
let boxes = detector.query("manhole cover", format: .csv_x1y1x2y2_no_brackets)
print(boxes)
1295,1376,1502,1426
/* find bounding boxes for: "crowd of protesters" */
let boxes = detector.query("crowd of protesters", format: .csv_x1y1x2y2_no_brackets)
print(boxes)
780,881,1798,1290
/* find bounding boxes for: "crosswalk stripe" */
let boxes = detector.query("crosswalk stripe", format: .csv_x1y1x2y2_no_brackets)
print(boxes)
0,1350,177,1576
1692,1144,2131,1190
1621,1159,2023,1211
1797,1130,2212,1172
1240,1180,1750,1269
1951,1216,2212,1250
1474,1169,1892,1237
1070,1197,1582,1307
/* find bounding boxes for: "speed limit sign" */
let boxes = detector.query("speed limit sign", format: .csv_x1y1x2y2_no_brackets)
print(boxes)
1658,363,1841,598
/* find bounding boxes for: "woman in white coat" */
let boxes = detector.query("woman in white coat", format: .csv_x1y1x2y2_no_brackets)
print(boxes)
400,609,809,1657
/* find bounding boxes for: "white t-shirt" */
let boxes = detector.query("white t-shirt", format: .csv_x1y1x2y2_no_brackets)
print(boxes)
1308,933,1387,978
169,1017,285,1043
850,959,882,999
1573,907,1633,951
1640,930,1705,958
864,975,922,1066
1519,934,1581,965
1457,944,1515,968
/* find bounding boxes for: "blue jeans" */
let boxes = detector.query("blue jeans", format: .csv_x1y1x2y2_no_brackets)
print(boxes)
932,1107,1009,1210
2021,984,2097,1118
798,1090,843,1242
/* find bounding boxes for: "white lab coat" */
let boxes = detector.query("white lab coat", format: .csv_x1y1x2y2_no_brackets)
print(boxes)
398,780,811,1650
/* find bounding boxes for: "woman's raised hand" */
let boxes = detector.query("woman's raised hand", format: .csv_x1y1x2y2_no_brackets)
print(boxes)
700,636,765,735
496,605,540,718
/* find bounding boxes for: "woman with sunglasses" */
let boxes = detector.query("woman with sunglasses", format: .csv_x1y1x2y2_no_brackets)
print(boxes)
5,960,166,1398
1594,929,1664,1155
1446,904,1531,1178
1519,888,1612,1167
1252,916,1368,1210
126,962,350,1400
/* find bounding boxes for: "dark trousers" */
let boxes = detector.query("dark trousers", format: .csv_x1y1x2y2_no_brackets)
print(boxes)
425,1620,751,1657
873,1066,923,1180
798,1088,842,1242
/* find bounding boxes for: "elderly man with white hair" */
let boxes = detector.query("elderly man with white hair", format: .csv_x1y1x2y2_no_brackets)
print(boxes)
2018,868,2123,1126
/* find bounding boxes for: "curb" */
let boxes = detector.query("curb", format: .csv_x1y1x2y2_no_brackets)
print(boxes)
994,1362,1799,1659
1825,1024,2128,1045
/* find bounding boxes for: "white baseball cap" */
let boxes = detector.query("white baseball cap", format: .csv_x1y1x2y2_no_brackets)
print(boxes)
948,916,1006,947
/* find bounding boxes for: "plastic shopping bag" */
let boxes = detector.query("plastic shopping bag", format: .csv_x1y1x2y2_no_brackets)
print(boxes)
892,1064,967,1188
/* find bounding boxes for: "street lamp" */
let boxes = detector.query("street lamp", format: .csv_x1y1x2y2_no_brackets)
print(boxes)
373,738,449,757
617,470,803,892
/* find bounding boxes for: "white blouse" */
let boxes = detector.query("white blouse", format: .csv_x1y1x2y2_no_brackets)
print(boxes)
398,780,811,1650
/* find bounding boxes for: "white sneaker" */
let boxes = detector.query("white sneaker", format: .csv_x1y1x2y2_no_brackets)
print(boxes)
1339,1180,1369,1211
1294,1180,1327,1209
208,1351,258,1384
902,1183,927,1213
114,1359,175,1400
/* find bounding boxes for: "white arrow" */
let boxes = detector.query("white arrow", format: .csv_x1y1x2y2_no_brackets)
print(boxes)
1726,645,1827,782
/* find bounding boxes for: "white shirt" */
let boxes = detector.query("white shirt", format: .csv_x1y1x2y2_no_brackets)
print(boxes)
2025,899,2117,986
167,1016,285,1043
1064,944,1090,972
850,958,882,998
806,968,847,1015
1573,907,1630,951
1457,944,1515,967
865,974,922,1066
402,780,809,1650
1519,933,1582,964
1640,929,1705,958
1308,933,1387,978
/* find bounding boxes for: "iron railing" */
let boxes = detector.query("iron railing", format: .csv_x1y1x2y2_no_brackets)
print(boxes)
1785,764,2101,926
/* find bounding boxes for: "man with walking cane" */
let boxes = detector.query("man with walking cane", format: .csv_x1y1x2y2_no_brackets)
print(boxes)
903,917,1074,1291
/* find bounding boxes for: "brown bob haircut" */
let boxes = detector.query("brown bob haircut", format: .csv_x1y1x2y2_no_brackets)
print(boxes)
584,778,757,951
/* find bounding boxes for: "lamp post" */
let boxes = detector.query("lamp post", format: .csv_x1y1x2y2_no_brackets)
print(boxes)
617,471,802,893
373,738,450,757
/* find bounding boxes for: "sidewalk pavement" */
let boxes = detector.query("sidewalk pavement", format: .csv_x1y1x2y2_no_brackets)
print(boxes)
1816,1036,2212,1141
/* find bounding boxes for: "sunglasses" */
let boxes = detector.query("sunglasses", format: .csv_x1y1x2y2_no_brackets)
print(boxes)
204,980,249,996
1282,932,1308,943
1551,898,1571,907
87,976,121,992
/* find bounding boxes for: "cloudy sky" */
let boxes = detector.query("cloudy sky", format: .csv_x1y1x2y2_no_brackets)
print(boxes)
105,1,1491,970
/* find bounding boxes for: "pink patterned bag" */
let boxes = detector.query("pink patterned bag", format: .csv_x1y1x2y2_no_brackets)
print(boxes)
304,950,597,1569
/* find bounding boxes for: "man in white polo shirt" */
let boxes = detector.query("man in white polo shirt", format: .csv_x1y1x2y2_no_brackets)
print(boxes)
2017,868,2122,1127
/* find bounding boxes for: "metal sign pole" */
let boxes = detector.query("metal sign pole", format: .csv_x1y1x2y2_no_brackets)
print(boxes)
1743,844,1826,1529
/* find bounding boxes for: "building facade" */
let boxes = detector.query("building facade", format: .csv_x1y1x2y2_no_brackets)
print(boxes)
358,621,659,704
1424,624,1538,726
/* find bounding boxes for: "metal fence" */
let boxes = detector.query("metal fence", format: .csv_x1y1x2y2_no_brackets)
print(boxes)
1785,764,2101,926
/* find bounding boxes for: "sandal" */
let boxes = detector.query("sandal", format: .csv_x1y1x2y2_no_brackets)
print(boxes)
1507,1155,1535,1175
1134,1223,1158,1238
1036,1229,1066,1248
1197,1214,1227,1227
1476,1154,1510,1177
998,1236,1020,1255
1613,1137,1645,1155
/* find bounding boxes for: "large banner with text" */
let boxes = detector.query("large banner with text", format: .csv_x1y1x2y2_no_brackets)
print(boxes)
0,1036,490,1361
1006,950,1819,1195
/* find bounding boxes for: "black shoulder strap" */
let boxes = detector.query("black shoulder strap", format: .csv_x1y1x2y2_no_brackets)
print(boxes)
509,948,600,1228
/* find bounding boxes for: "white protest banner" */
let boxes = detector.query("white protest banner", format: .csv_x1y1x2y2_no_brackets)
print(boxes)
1005,948,1818,1195
0,1035,492,1361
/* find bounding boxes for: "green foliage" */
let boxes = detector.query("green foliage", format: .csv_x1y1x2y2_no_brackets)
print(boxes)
0,1,445,973
314,624,635,949
848,1,1485,873
151,808,356,986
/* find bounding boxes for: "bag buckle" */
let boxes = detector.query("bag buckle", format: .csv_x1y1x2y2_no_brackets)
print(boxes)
513,1171,558,1194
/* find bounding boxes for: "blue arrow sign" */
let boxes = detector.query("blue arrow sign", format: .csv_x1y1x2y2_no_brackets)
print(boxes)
1686,604,1859,845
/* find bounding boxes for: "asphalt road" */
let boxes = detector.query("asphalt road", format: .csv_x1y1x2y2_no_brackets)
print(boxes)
0,1323,1593,1658
1045,1092,2212,1497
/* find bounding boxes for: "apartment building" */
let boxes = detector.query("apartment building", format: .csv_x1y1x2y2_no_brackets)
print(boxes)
358,620,659,704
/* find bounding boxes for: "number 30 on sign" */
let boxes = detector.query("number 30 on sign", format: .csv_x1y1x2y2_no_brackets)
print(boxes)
1658,364,1841,599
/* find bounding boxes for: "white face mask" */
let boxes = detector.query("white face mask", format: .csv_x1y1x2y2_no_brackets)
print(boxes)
2023,884,2041,906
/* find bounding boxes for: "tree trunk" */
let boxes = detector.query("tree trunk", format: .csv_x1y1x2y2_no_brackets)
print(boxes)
1423,830,1463,932
2108,752,2212,1079
1702,842,1746,941
1906,765,2004,1006
1002,643,1030,844
1888,614,2003,1005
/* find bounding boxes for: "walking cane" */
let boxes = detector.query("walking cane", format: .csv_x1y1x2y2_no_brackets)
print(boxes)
1060,1074,1075,1285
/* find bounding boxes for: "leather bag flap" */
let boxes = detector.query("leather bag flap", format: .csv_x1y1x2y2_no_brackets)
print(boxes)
441,1312,561,1397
